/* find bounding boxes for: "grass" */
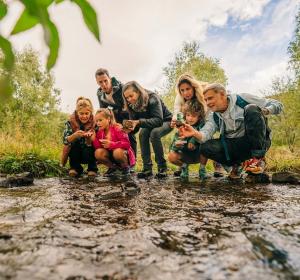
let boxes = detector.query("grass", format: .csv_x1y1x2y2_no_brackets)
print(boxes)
1,130,298,177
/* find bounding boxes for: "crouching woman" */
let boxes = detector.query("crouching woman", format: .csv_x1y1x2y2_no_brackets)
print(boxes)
62,97,98,177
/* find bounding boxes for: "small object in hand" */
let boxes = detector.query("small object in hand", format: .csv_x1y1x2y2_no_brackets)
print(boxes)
175,112,185,128
123,120,134,130
175,140,187,146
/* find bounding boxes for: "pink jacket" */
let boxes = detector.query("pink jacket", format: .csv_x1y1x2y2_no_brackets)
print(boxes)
93,125,136,167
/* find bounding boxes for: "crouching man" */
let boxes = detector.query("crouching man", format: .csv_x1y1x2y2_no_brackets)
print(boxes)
179,83,283,179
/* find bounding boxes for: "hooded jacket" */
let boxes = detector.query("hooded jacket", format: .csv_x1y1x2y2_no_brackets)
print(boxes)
199,93,283,142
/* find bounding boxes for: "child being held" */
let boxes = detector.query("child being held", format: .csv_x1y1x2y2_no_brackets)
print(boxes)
93,108,135,176
169,101,208,179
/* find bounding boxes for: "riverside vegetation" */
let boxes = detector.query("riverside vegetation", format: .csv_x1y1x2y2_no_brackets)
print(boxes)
0,8,300,177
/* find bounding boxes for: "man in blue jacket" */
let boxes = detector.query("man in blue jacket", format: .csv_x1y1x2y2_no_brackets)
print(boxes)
179,83,283,179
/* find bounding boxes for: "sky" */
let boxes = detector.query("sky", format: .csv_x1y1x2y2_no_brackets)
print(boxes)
1,0,299,112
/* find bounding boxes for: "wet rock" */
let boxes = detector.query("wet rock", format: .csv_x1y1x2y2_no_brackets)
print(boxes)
272,171,300,184
245,173,270,184
97,189,125,200
0,172,34,187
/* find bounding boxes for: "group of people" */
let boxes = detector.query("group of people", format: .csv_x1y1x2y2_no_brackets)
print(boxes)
62,68,283,180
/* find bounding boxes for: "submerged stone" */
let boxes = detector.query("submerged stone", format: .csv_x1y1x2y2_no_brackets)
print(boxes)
0,172,34,187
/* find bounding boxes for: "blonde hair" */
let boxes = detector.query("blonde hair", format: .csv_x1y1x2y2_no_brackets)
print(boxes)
175,74,207,119
76,97,93,113
95,108,116,126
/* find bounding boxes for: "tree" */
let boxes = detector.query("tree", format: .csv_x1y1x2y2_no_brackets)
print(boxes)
288,7,300,79
162,41,227,108
0,0,100,97
0,48,65,144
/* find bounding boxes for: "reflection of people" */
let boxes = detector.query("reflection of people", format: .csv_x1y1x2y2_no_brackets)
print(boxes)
180,83,283,179
122,81,173,178
95,68,137,158
62,97,97,177
168,102,208,179
92,108,135,176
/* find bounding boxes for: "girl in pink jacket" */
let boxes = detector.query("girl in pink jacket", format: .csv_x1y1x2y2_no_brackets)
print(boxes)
93,108,135,176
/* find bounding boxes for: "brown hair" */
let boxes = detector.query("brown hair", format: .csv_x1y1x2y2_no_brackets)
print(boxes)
76,97,93,113
122,81,150,113
182,100,202,118
176,74,207,119
95,68,110,78
95,108,116,126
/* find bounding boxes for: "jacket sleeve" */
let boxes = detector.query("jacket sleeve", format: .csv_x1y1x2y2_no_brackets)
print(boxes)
240,93,283,115
139,96,163,129
199,112,218,143
62,121,73,145
109,128,131,150
172,94,182,120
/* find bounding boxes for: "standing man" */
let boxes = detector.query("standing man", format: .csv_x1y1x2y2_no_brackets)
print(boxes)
95,68,137,157
179,83,283,179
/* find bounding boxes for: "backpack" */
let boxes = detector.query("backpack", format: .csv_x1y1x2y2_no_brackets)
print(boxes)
213,95,271,162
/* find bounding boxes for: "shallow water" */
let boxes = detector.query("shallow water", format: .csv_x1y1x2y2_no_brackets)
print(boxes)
0,176,299,280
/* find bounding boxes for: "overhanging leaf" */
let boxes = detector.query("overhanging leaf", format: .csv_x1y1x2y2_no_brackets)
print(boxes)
11,9,39,35
0,35,14,71
44,20,59,70
71,0,100,42
0,0,7,20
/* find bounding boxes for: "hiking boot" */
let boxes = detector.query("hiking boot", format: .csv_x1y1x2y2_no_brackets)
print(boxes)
121,167,130,176
228,164,243,179
155,167,168,179
69,169,78,177
244,157,266,174
173,168,182,177
180,164,189,179
213,162,224,177
103,167,118,177
129,165,135,174
87,171,97,177
199,167,208,180
137,169,153,179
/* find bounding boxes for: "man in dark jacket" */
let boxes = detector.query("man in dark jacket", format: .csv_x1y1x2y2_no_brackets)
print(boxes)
95,68,137,157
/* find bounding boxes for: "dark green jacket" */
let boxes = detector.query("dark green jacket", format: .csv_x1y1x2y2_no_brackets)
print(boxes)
170,120,205,152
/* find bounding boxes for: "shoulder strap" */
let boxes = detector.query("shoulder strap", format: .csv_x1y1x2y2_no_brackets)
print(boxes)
213,112,219,126
236,94,249,108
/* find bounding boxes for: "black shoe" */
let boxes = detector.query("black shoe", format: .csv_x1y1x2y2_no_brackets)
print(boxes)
155,168,168,179
103,167,118,177
137,169,153,179
121,167,130,176
173,169,181,177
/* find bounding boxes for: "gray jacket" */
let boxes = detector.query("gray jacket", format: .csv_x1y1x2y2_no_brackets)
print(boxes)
200,93,283,142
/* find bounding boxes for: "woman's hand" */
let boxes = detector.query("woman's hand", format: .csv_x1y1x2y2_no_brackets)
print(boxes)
187,142,196,150
170,119,176,128
74,130,85,139
100,139,111,148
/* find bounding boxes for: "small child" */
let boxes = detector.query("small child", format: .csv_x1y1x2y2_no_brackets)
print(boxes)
62,97,97,177
169,101,208,179
93,108,135,176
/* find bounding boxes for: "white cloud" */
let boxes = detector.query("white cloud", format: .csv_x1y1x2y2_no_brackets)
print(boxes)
1,0,298,111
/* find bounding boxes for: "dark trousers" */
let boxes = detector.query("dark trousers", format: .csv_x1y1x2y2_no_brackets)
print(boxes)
69,142,98,174
129,132,137,158
139,122,172,170
201,104,271,166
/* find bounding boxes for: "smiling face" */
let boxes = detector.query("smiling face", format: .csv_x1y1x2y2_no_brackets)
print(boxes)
96,74,112,94
185,112,199,126
123,88,140,105
77,108,91,124
204,89,228,112
179,82,195,101
95,112,110,130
